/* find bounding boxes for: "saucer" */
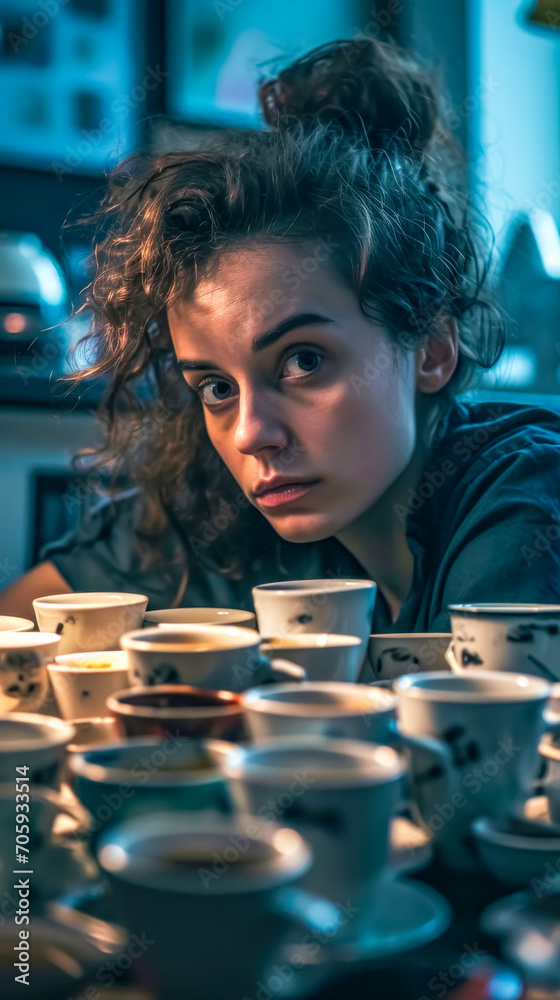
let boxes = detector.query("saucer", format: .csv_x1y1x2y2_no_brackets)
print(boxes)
284,878,451,967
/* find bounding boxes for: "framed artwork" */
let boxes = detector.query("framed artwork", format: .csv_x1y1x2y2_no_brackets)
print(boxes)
0,0,146,176
166,0,370,127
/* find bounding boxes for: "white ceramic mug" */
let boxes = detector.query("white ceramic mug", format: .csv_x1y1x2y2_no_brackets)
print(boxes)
448,604,560,681
259,632,363,683
0,712,75,788
120,625,305,693
396,670,554,870
33,592,148,654
97,810,340,1000
48,651,129,720
252,579,376,677
243,682,397,744
145,607,256,628
219,736,405,918
0,631,60,713
363,633,452,682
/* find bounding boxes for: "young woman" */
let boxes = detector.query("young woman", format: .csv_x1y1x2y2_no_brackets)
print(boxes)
2,39,560,632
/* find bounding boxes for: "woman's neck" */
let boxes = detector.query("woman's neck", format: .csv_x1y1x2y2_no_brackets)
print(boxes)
335,410,434,622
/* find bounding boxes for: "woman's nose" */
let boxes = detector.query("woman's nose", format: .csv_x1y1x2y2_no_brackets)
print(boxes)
233,389,289,455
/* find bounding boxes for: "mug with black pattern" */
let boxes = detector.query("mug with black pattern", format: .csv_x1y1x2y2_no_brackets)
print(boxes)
447,604,560,682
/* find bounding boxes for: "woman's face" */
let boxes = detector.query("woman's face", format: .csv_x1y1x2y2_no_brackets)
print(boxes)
167,243,419,544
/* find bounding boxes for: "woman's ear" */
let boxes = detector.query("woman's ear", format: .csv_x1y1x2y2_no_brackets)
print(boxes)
414,316,459,394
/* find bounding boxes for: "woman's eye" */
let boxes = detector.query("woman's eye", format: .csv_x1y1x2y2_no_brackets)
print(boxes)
281,349,323,379
197,379,235,405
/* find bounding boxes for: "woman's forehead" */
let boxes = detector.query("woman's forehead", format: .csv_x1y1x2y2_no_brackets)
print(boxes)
167,243,352,346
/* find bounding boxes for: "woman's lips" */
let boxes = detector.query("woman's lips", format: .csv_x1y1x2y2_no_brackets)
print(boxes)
255,480,321,508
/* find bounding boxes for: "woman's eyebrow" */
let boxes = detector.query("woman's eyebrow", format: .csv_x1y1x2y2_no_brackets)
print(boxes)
176,313,333,371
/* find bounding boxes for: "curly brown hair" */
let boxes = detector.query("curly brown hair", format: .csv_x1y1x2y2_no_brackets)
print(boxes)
66,37,504,580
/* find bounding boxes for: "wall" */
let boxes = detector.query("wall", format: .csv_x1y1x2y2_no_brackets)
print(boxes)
473,0,560,249
0,407,98,587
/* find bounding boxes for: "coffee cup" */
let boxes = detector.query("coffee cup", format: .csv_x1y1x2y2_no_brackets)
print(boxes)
68,737,233,843
259,632,363,683
243,681,397,744
219,736,405,917
120,625,305,693
396,670,555,869
0,713,75,788
0,616,34,633
363,633,452,682
145,607,256,628
48,651,129,720
0,631,60,713
0,916,124,1000
33,592,148,655
252,579,376,676
97,810,340,1000
448,604,560,681
107,685,245,742
0,784,92,898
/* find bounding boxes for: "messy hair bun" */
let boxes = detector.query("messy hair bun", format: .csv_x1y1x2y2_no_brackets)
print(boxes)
258,38,442,156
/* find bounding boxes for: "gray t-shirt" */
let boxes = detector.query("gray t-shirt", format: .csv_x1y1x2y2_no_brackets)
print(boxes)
42,399,560,633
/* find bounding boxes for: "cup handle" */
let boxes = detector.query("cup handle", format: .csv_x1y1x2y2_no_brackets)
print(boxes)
257,654,307,683
444,641,461,673
389,724,461,833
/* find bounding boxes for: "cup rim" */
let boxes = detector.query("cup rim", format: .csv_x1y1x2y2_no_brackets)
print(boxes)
68,737,229,787
448,603,560,616
96,811,312,894
33,592,148,610
260,632,362,649
51,651,127,673
0,631,61,650
120,624,260,653
144,607,256,625
471,815,560,852
223,735,404,787
368,632,452,640
0,711,75,750
396,669,550,702
0,616,35,632
107,684,243,720
242,681,396,717
252,578,375,596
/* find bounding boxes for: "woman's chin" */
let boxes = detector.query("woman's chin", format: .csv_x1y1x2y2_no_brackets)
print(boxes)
266,511,343,545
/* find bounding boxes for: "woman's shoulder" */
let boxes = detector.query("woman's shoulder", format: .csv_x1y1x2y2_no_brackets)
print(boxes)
428,397,560,494
401,397,560,547
413,398,560,628
443,397,560,458
40,487,188,607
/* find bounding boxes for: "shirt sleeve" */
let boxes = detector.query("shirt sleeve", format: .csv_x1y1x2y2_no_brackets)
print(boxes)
40,490,187,609
427,440,560,631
